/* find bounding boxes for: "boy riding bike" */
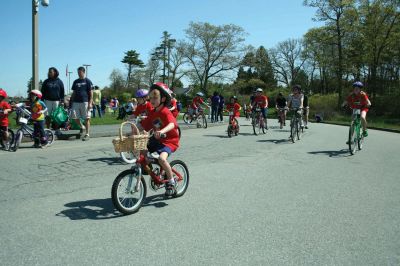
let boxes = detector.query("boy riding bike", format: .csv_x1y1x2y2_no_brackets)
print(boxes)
226,96,241,118
275,92,287,128
0,89,12,150
190,92,209,124
251,88,268,129
140,82,180,196
287,85,304,137
343,81,371,139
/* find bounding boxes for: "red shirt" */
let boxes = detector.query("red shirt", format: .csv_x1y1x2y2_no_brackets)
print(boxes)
347,91,369,109
253,95,268,108
140,106,179,152
0,101,11,126
170,98,179,118
133,101,153,117
191,96,204,109
226,103,241,118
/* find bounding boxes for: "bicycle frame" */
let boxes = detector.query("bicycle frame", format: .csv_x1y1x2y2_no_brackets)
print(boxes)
132,152,184,191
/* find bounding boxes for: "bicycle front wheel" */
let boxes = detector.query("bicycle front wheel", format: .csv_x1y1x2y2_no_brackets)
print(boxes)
202,114,207,128
252,114,258,136
45,129,54,145
170,160,189,198
111,168,147,215
348,123,357,155
260,118,266,134
290,117,296,143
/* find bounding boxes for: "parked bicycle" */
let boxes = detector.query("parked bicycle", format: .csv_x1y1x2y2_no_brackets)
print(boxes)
112,128,189,215
226,109,239,138
348,108,364,155
182,107,207,129
251,105,266,136
12,103,54,151
289,108,303,143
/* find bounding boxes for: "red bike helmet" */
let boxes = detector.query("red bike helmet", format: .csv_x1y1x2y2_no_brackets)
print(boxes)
0,89,7,98
30,89,42,99
150,82,171,106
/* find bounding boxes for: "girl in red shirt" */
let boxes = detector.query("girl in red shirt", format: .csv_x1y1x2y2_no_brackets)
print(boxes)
131,89,153,135
140,82,179,196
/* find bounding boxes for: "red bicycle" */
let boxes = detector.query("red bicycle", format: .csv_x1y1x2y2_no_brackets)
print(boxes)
111,131,189,215
226,109,239,137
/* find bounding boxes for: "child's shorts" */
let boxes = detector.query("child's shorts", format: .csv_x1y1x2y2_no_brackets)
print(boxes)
147,137,172,155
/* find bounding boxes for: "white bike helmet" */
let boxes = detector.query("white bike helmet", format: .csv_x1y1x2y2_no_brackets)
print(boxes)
196,92,204,97
256,88,263,93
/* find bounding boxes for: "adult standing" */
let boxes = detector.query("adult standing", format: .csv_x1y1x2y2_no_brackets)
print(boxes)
70,66,93,141
92,86,102,118
218,95,224,122
210,91,220,123
100,96,107,115
41,67,65,129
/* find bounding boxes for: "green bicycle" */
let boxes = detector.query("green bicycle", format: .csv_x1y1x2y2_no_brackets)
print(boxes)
348,108,364,155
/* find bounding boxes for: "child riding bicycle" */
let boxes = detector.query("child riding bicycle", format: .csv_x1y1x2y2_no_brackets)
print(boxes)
0,88,12,150
190,92,209,124
342,81,371,138
226,96,241,119
140,82,180,196
251,88,268,129
130,89,153,135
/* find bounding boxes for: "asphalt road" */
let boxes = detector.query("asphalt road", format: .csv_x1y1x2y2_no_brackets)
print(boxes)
1,118,399,265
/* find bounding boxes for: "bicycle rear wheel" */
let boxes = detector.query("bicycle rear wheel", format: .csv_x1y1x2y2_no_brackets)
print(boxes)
182,113,192,124
111,168,147,215
227,125,232,138
170,160,189,198
348,123,357,155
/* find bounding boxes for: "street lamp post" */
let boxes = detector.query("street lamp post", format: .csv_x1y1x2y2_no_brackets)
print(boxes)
83,64,91,77
32,0,49,92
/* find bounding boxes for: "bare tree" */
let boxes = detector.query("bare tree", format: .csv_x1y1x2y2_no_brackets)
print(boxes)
269,38,307,87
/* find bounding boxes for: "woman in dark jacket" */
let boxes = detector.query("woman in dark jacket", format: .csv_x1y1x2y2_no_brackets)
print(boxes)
41,67,65,128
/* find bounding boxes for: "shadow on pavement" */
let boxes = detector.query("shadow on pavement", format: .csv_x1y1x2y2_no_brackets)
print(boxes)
56,195,170,220
87,157,125,165
56,198,122,220
308,149,350,158
257,139,290,144
239,132,256,136
203,134,229,138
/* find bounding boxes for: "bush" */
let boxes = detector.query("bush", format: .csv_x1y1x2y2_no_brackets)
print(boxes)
308,93,338,120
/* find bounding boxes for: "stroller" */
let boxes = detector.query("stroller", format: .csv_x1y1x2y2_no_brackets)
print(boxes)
50,106,83,139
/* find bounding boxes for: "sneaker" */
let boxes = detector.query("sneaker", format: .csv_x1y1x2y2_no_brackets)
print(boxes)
362,130,368,137
82,134,90,141
165,180,177,196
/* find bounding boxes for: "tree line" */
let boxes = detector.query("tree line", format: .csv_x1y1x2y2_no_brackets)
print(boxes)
103,0,399,116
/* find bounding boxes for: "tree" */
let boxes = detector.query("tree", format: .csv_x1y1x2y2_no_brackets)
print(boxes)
269,38,307,87
169,41,189,89
121,50,145,88
304,0,357,107
254,46,277,88
109,69,125,91
182,22,248,94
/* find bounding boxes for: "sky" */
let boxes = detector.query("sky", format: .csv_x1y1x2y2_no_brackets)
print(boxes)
0,0,320,97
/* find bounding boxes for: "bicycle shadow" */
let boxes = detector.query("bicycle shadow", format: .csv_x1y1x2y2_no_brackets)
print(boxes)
56,195,170,220
56,198,122,220
87,157,125,165
308,149,350,158
257,139,290,144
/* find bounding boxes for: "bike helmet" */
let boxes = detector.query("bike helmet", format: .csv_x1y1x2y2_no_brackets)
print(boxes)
256,88,263,93
30,89,42,99
0,89,7,98
352,81,363,88
196,92,204,97
135,88,149,98
150,82,171,105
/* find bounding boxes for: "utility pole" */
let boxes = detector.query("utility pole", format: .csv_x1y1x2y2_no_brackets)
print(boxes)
83,64,91,77
68,71,73,95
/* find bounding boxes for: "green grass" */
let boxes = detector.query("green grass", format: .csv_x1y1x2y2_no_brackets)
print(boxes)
321,114,400,131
